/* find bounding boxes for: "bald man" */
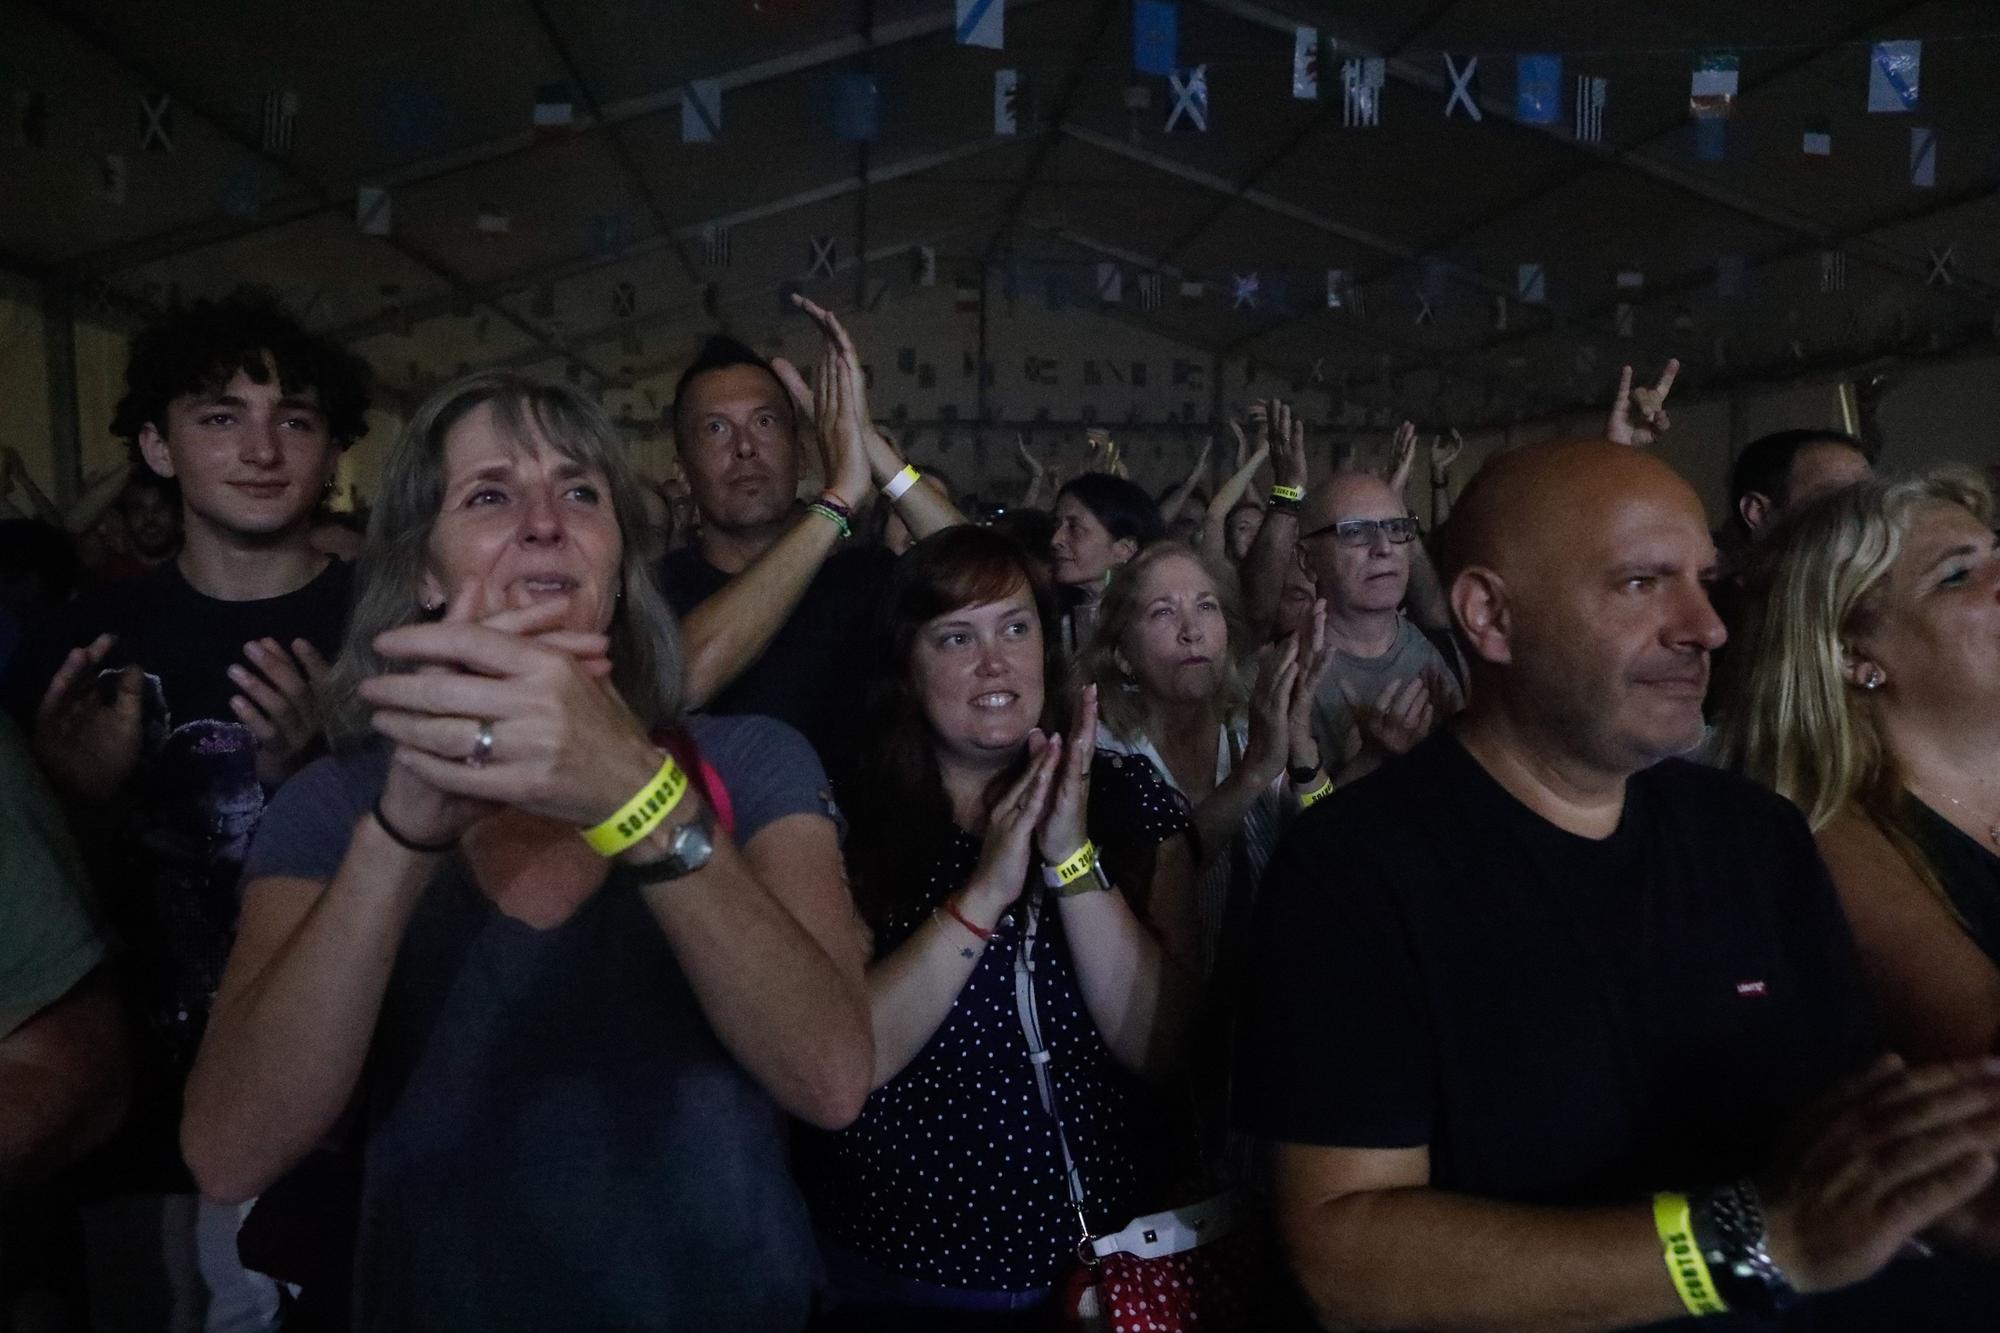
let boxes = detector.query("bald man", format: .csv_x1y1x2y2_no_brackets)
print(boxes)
1295,470,1463,782
1239,441,2000,1331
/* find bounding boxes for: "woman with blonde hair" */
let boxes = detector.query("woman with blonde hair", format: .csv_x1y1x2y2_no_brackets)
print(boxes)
1719,468,2000,1060
1080,542,1330,982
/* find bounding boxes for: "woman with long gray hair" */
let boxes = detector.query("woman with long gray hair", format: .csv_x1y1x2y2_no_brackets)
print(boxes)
181,373,872,1332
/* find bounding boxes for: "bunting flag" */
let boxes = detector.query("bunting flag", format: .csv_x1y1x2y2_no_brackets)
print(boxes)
1573,74,1605,142
1910,126,1936,187
955,0,1003,49
261,90,298,154
1179,278,1204,302
1232,273,1259,309
808,235,836,279
994,69,1019,134
1802,121,1832,157
1516,55,1561,125
1616,268,1644,291
356,186,392,235
1926,244,1955,287
1341,57,1384,127
832,73,879,142
533,83,575,132
139,92,173,152
1516,263,1546,304
956,275,982,313
1690,53,1738,119
1138,272,1163,311
1819,250,1847,293
1292,26,1319,100
1096,262,1123,304
913,245,937,286
1133,1,1178,77
1868,40,1921,113
1165,65,1208,132
612,282,637,318
1443,54,1481,120
682,79,722,142
701,223,731,267
476,209,511,235
1716,254,1747,298
1325,268,1346,309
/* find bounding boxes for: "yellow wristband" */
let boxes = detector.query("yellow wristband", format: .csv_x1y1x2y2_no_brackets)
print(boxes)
884,463,922,501
1297,774,1335,809
1270,483,1305,503
1653,1193,1729,1317
582,753,690,857
1041,840,1097,889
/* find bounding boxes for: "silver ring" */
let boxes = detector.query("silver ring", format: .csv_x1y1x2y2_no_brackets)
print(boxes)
468,720,495,767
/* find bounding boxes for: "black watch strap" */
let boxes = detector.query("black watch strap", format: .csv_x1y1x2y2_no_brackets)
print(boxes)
1288,764,1322,787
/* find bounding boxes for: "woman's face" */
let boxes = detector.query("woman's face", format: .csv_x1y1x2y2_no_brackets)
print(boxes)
422,403,623,634
1851,501,2000,718
910,582,1046,765
1119,553,1228,707
1051,494,1133,588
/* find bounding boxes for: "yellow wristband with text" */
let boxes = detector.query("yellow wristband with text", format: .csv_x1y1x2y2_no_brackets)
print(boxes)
1297,774,1335,809
1270,483,1305,503
885,463,922,501
1041,840,1098,889
582,753,690,857
1653,1193,1729,1317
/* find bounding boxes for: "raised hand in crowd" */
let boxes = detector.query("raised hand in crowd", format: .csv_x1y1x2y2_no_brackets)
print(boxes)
1084,428,1128,478
33,633,145,801
1384,420,1419,495
1238,398,1309,640
1158,436,1213,529
1607,358,1680,447
228,637,334,789
1430,428,1466,524
1015,433,1058,509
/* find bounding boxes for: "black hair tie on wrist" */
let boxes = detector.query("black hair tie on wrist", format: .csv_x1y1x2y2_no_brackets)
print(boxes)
372,795,459,855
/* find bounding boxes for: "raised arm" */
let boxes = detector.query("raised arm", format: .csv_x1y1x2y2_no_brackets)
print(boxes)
679,298,875,710
1198,426,1270,567
1016,435,1057,510
1606,359,1680,448
1159,437,1213,528
1240,400,1305,641
1429,429,1465,527
1276,1056,2000,1332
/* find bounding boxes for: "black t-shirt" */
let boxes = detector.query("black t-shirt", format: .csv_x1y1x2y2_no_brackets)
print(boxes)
657,542,895,797
2,556,354,1190
1238,732,1898,1330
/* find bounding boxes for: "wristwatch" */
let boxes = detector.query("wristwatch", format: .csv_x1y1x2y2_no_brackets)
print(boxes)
611,809,717,887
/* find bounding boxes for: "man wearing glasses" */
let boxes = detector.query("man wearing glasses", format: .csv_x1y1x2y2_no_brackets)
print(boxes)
1297,470,1464,783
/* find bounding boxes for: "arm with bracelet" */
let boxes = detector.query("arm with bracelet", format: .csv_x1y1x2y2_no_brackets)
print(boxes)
1240,399,1309,642
1198,433,1271,568
1033,687,1200,1079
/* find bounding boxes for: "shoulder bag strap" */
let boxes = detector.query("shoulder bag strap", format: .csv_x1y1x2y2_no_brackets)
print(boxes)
1011,892,1096,1252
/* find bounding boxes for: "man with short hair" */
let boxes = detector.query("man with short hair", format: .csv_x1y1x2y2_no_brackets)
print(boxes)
658,297,960,793
1730,429,1874,538
3,287,370,1331
116,470,182,571
1297,469,1463,782
1241,439,2000,1331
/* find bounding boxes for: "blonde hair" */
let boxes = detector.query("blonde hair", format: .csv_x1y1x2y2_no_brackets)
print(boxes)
1718,468,1991,829
1081,543,1251,741
325,373,684,748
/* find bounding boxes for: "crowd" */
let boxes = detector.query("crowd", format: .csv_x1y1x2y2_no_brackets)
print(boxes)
0,285,1996,1333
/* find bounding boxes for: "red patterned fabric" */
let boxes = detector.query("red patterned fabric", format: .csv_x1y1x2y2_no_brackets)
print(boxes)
1056,1229,1278,1332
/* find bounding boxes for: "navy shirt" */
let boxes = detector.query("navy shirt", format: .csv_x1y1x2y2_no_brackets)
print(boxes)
808,750,1192,1292
247,714,836,1333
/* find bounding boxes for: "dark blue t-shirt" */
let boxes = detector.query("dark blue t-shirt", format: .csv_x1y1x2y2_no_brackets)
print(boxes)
246,713,838,1333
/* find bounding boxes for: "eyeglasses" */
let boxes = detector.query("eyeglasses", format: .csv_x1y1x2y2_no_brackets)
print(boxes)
1300,516,1422,548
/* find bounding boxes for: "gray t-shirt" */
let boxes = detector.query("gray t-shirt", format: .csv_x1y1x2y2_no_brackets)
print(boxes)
1311,617,1465,776
245,713,838,1333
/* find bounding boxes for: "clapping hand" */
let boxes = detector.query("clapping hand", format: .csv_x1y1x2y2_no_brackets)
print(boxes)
1385,421,1418,497
1341,671,1438,758
1608,359,1679,447
786,294,876,510
34,633,144,801
1430,429,1465,485
228,638,334,788
1034,683,1099,868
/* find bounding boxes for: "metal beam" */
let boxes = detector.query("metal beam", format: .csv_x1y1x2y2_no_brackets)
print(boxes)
56,1,1059,281
328,134,1024,345
36,3,620,385
981,0,1123,262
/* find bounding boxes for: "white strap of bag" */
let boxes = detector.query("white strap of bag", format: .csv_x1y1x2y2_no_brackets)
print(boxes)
1010,892,1096,1254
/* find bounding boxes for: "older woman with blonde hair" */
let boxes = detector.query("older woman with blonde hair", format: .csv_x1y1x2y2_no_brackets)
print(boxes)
1719,468,2000,1060
181,372,873,1332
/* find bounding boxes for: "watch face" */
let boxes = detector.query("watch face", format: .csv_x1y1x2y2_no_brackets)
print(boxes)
669,817,716,873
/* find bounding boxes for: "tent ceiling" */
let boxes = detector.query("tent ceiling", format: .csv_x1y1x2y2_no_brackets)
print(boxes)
2,0,1995,427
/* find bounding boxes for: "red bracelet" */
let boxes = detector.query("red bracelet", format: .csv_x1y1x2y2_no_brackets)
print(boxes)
941,897,993,942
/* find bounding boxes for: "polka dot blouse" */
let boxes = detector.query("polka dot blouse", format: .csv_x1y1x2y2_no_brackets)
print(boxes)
809,750,1195,1292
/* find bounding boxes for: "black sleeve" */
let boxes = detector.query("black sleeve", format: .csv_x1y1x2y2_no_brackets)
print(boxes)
1233,809,1437,1149
1087,748,1193,890
1770,800,1881,1080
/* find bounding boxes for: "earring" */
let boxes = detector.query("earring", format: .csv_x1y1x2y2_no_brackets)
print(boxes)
1863,668,1885,691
